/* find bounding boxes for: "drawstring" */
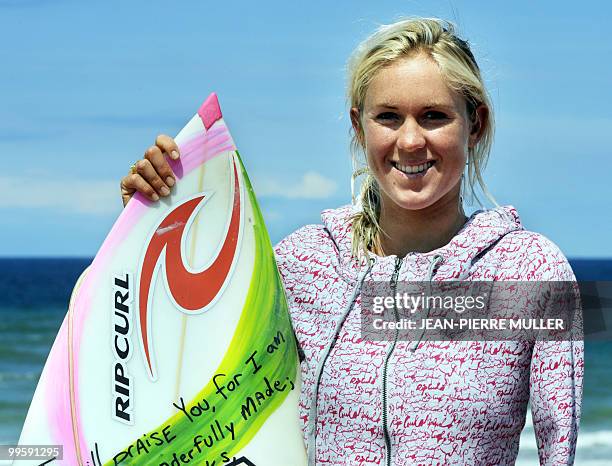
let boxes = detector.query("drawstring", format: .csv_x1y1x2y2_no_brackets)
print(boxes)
426,254,445,284
306,257,375,466
408,254,445,352
306,254,441,463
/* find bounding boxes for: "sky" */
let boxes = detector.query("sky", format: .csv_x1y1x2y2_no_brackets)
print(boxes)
0,0,610,257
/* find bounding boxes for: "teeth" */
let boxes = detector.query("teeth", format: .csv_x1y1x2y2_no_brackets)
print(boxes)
395,161,434,174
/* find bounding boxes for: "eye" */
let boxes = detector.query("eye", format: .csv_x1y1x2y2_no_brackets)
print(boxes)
423,111,448,120
376,112,399,121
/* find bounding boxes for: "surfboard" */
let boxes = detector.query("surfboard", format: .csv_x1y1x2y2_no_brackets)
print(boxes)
17,93,307,466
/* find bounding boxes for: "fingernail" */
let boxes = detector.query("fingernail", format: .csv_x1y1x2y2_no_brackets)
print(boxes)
171,150,179,160
152,193,159,201
166,177,175,187
161,186,170,196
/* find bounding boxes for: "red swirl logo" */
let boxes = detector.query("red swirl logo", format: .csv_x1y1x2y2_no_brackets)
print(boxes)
138,156,242,379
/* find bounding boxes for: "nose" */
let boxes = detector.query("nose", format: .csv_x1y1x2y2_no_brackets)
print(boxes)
396,117,426,152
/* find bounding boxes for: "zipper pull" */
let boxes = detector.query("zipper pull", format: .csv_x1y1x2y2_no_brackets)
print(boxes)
390,256,402,292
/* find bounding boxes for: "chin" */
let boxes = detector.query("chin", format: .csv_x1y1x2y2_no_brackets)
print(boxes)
389,194,437,212
382,182,461,213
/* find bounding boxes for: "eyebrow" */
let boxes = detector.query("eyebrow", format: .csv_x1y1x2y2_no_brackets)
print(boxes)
375,103,399,109
374,102,455,111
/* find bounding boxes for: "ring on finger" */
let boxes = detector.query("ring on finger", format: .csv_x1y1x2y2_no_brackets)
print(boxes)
130,163,138,175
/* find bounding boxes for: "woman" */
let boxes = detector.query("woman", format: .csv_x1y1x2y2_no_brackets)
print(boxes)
120,18,583,466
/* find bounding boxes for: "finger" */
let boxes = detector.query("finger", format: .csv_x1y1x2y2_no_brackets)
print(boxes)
155,134,180,160
121,173,160,203
135,159,171,198
144,144,176,188
120,175,136,207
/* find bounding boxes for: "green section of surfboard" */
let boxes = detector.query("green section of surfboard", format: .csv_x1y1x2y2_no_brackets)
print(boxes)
106,151,298,465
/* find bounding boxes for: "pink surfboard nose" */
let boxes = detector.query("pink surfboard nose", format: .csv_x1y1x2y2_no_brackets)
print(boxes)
198,92,223,130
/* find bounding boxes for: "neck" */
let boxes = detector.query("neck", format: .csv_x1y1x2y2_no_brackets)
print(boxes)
375,187,467,257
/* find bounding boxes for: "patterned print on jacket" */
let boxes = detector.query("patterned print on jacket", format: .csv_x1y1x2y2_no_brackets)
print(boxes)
274,204,583,466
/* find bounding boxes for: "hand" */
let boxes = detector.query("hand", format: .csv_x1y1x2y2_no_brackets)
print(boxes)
120,134,180,207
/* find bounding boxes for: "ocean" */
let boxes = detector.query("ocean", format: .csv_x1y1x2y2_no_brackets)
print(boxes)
0,258,610,465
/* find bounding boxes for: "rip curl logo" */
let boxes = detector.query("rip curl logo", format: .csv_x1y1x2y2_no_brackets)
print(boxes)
138,156,242,380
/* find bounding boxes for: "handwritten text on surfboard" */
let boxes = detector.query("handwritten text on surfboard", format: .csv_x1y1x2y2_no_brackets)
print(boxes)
102,331,293,465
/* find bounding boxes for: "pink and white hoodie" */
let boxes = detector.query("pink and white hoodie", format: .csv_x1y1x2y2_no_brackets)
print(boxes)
274,204,583,466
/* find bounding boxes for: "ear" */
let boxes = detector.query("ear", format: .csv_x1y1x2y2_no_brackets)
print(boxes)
468,104,488,148
350,107,366,147
350,107,362,136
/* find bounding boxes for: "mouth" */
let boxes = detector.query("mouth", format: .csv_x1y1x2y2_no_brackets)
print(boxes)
392,160,436,177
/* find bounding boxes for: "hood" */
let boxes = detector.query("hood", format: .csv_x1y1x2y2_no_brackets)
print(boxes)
321,204,524,280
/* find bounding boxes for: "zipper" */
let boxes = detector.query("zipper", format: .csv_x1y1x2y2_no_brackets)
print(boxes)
382,256,402,466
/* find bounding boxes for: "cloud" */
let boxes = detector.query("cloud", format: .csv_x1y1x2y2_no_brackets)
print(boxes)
0,176,121,215
261,209,281,221
254,171,337,199
0,170,338,216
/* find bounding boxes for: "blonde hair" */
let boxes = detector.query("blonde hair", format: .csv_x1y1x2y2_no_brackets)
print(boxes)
347,17,496,259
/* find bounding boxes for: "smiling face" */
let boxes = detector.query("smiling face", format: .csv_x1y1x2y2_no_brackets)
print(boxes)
353,53,481,213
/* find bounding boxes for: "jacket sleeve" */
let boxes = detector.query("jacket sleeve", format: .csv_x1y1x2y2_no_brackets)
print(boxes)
274,225,326,365
529,238,584,465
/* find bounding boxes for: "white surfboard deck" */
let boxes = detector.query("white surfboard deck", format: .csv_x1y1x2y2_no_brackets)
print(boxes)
16,94,307,466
